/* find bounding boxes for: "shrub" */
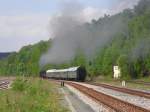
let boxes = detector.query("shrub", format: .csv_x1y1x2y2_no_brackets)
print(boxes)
12,77,28,92
0,77,68,112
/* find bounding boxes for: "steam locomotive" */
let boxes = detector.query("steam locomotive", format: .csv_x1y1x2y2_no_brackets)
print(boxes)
40,66,87,82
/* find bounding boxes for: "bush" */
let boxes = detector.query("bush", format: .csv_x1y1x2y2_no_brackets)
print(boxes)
12,77,28,92
0,77,68,112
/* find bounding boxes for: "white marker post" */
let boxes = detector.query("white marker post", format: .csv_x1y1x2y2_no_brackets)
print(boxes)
122,80,126,87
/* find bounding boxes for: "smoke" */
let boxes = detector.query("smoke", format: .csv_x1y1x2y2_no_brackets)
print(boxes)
40,1,127,66
112,0,140,14
130,38,150,60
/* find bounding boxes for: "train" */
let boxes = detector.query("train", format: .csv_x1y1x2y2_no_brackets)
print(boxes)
40,66,87,82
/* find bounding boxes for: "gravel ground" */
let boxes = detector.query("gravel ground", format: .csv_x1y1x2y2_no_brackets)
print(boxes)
58,86,98,112
63,87,95,112
75,82,150,110
57,88,70,111
66,84,114,112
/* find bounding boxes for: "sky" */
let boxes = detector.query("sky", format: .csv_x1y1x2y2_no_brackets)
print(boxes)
0,0,139,52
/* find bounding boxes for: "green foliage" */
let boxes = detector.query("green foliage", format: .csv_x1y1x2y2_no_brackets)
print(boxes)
0,40,50,76
12,77,28,92
117,55,130,79
83,0,150,79
0,78,68,112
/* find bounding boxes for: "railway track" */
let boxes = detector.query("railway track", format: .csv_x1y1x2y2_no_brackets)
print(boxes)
87,82,150,99
49,79,150,99
0,80,10,90
66,81,150,112
127,80,150,86
101,79,150,86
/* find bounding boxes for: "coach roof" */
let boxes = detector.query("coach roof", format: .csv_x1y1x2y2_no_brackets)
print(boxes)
46,66,79,73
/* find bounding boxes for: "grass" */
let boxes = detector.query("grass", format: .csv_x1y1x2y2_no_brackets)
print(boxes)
134,77,150,82
95,76,150,91
0,77,69,112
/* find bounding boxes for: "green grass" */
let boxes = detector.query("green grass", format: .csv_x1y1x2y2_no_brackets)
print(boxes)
95,76,150,91
134,77,150,82
0,77,68,112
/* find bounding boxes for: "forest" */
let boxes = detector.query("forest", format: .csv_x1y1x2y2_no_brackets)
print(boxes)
0,0,150,80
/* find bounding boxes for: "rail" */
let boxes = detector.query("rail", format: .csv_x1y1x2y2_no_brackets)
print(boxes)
66,82,150,112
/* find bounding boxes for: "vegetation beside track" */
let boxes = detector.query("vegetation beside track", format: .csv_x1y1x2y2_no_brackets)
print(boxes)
95,77,150,91
0,77,68,112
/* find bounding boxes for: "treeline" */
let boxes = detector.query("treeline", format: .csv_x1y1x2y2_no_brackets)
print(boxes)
85,0,150,79
0,52,12,59
46,0,150,79
87,0,150,79
0,0,150,79
0,41,50,76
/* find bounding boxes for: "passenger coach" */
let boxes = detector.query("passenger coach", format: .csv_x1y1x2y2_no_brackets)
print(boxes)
40,66,86,82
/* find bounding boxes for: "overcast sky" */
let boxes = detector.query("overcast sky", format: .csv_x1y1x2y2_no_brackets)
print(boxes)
0,0,139,52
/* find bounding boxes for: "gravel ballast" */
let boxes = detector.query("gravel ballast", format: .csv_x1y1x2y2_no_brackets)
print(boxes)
66,84,114,112
75,82,150,110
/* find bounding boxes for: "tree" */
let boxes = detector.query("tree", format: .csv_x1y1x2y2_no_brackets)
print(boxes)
117,55,130,79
